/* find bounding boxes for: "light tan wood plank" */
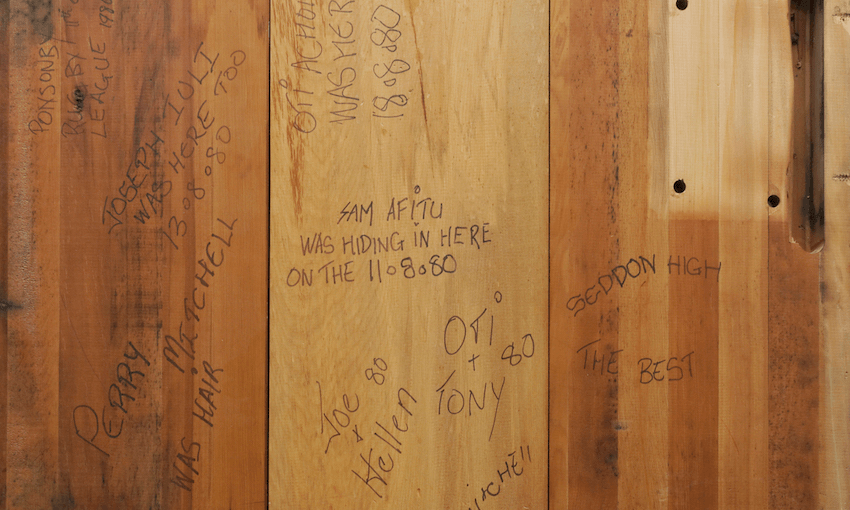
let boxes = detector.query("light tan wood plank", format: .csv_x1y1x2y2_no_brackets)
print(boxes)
270,0,548,507
822,1,850,508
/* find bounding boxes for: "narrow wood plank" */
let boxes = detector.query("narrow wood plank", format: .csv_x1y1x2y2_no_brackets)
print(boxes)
788,0,826,252
2,0,268,507
0,0,8,500
717,4,769,509
767,225,821,510
822,1,850,508
615,3,672,509
270,0,548,507
768,2,822,508
4,3,61,506
560,1,621,507
667,9,724,499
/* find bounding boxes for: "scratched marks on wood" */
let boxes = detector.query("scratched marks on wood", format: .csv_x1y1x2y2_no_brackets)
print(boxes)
270,0,548,507
4,0,267,507
551,1,841,509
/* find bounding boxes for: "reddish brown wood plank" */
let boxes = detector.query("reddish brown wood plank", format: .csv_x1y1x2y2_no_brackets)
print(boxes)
2,0,268,507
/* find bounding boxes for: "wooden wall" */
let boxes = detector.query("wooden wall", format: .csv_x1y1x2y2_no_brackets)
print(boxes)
2,0,849,508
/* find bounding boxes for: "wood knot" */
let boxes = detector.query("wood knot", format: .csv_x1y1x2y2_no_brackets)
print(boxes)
73,88,85,111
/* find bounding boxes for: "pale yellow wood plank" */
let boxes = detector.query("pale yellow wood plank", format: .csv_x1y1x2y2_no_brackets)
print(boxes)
270,0,548,507
822,1,850,508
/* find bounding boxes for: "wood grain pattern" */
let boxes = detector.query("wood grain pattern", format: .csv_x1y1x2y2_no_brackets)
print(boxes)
1,0,268,508
788,0,826,252
3,0,849,507
822,1,850,507
768,2,822,508
551,1,848,508
269,0,548,507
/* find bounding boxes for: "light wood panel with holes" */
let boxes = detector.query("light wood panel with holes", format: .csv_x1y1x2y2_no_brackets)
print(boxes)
551,1,847,508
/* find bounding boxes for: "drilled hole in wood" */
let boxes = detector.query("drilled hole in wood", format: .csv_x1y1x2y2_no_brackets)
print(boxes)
768,194,781,208
673,179,686,193
676,0,688,10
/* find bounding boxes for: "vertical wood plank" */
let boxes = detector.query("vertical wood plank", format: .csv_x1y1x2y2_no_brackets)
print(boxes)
667,0,722,501
617,3,673,510
548,0,571,505
561,1,621,508
717,4,769,510
2,0,268,507
270,0,548,507
4,3,61,507
0,0,8,500
822,1,850,508
768,2,822,509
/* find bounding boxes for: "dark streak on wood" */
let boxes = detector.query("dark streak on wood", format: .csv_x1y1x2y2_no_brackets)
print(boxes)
789,0,826,252
25,0,53,44
563,1,621,508
0,300,23,312
8,0,52,66
0,0,10,504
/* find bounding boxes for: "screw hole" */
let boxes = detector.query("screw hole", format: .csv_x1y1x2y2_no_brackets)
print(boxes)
676,0,688,10
768,195,781,208
673,179,686,194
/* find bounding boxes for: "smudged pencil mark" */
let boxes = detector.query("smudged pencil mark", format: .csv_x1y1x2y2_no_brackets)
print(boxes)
605,452,619,477
0,300,22,312
833,8,850,36
280,73,306,221
417,66,428,127
832,173,850,186
722,418,740,454
26,0,53,44
288,125,304,221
